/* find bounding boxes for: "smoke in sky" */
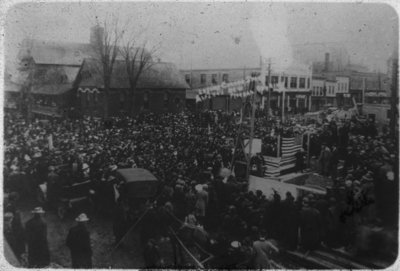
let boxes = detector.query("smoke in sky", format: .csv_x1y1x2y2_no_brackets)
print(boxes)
249,4,293,70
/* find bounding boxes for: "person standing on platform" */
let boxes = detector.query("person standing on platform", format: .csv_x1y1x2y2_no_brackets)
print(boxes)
295,148,306,173
25,207,50,268
66,213,92,268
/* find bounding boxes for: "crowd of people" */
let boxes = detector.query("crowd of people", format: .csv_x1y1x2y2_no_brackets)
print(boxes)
3,109,398,268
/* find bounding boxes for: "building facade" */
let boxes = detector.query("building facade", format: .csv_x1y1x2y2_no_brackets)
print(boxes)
7,27,187,118
182,63,313,114
77,59,188,117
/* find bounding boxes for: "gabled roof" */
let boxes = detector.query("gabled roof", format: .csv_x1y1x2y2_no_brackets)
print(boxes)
18,39,95,66
32,64,81,85
4,80,21,93
79,58,189,89
32,83,73,95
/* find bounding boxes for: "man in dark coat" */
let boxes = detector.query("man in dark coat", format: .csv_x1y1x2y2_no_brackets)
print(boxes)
329,144,339,179
299,197,321,251
25,207,50,268
4,203,25,260
66,213,92,268
295,148,306,173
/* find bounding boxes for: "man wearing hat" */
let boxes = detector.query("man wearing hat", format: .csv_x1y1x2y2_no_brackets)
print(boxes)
66,213,92,268
299,197,321,251
252,231,279,269
25,207,50,268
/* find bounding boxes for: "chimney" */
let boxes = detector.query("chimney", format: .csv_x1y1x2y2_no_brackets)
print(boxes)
90,25,104,45
324,52,330,72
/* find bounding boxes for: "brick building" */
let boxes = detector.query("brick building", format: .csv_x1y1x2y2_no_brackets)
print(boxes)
8,27,187,118
77,59,188,117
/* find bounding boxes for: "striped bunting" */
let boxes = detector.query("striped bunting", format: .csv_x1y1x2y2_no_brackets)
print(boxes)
262,137,302,177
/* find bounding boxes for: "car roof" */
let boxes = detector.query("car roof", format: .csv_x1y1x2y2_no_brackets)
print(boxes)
116,168,158,183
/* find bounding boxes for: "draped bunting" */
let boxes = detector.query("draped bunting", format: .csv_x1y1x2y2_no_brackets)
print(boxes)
193,76,269,101
78,88,100,94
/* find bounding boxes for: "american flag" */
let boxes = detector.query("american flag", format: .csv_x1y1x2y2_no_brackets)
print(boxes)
263,136,302,177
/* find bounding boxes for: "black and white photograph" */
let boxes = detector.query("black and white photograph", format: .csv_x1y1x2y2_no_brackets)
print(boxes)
1,1,399,269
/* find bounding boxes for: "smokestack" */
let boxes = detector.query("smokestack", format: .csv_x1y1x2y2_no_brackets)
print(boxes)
325,52,330,72
90,25,104,45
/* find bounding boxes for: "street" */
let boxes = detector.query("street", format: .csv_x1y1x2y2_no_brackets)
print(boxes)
16,197,144,269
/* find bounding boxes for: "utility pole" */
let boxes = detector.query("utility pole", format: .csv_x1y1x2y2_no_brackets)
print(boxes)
390,58,398,138
246,81,257,182
281,88,285,123
267,60,272,119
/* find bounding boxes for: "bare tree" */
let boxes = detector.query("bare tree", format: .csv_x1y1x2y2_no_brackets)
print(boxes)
121,32,159,115
91,17,125,118
17,38,35,122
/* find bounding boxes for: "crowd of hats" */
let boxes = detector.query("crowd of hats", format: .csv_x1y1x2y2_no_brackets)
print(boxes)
3,109,397,263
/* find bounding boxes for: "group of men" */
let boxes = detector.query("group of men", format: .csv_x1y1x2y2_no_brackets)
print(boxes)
4,198,92,269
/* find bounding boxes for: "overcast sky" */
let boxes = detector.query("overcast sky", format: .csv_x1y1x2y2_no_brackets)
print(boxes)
3,1,398,72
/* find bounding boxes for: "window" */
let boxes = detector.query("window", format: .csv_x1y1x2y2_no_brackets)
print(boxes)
284,77,288,88
212,74,218,85
344,83,347,91
281,76,285,82
272,76,279,85
164,92,169,109
200,74,207,84
222,73,229,83
299,78,306,88
387,109,391,119
290,77,297,88
265,76,269,86
185,74,191,86
307,78,310,88
119,91,125,107
143,92,149,110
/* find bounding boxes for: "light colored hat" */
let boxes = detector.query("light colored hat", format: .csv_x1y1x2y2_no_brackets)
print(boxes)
231,241,241,248
82,163,89,170
48,166,55,171
75,213,89,222
195,184,203,192
32,207,45,214
345,180,353,187
220,168,231,178
109,165,118,171
4,212,14,219
362,173,373,182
